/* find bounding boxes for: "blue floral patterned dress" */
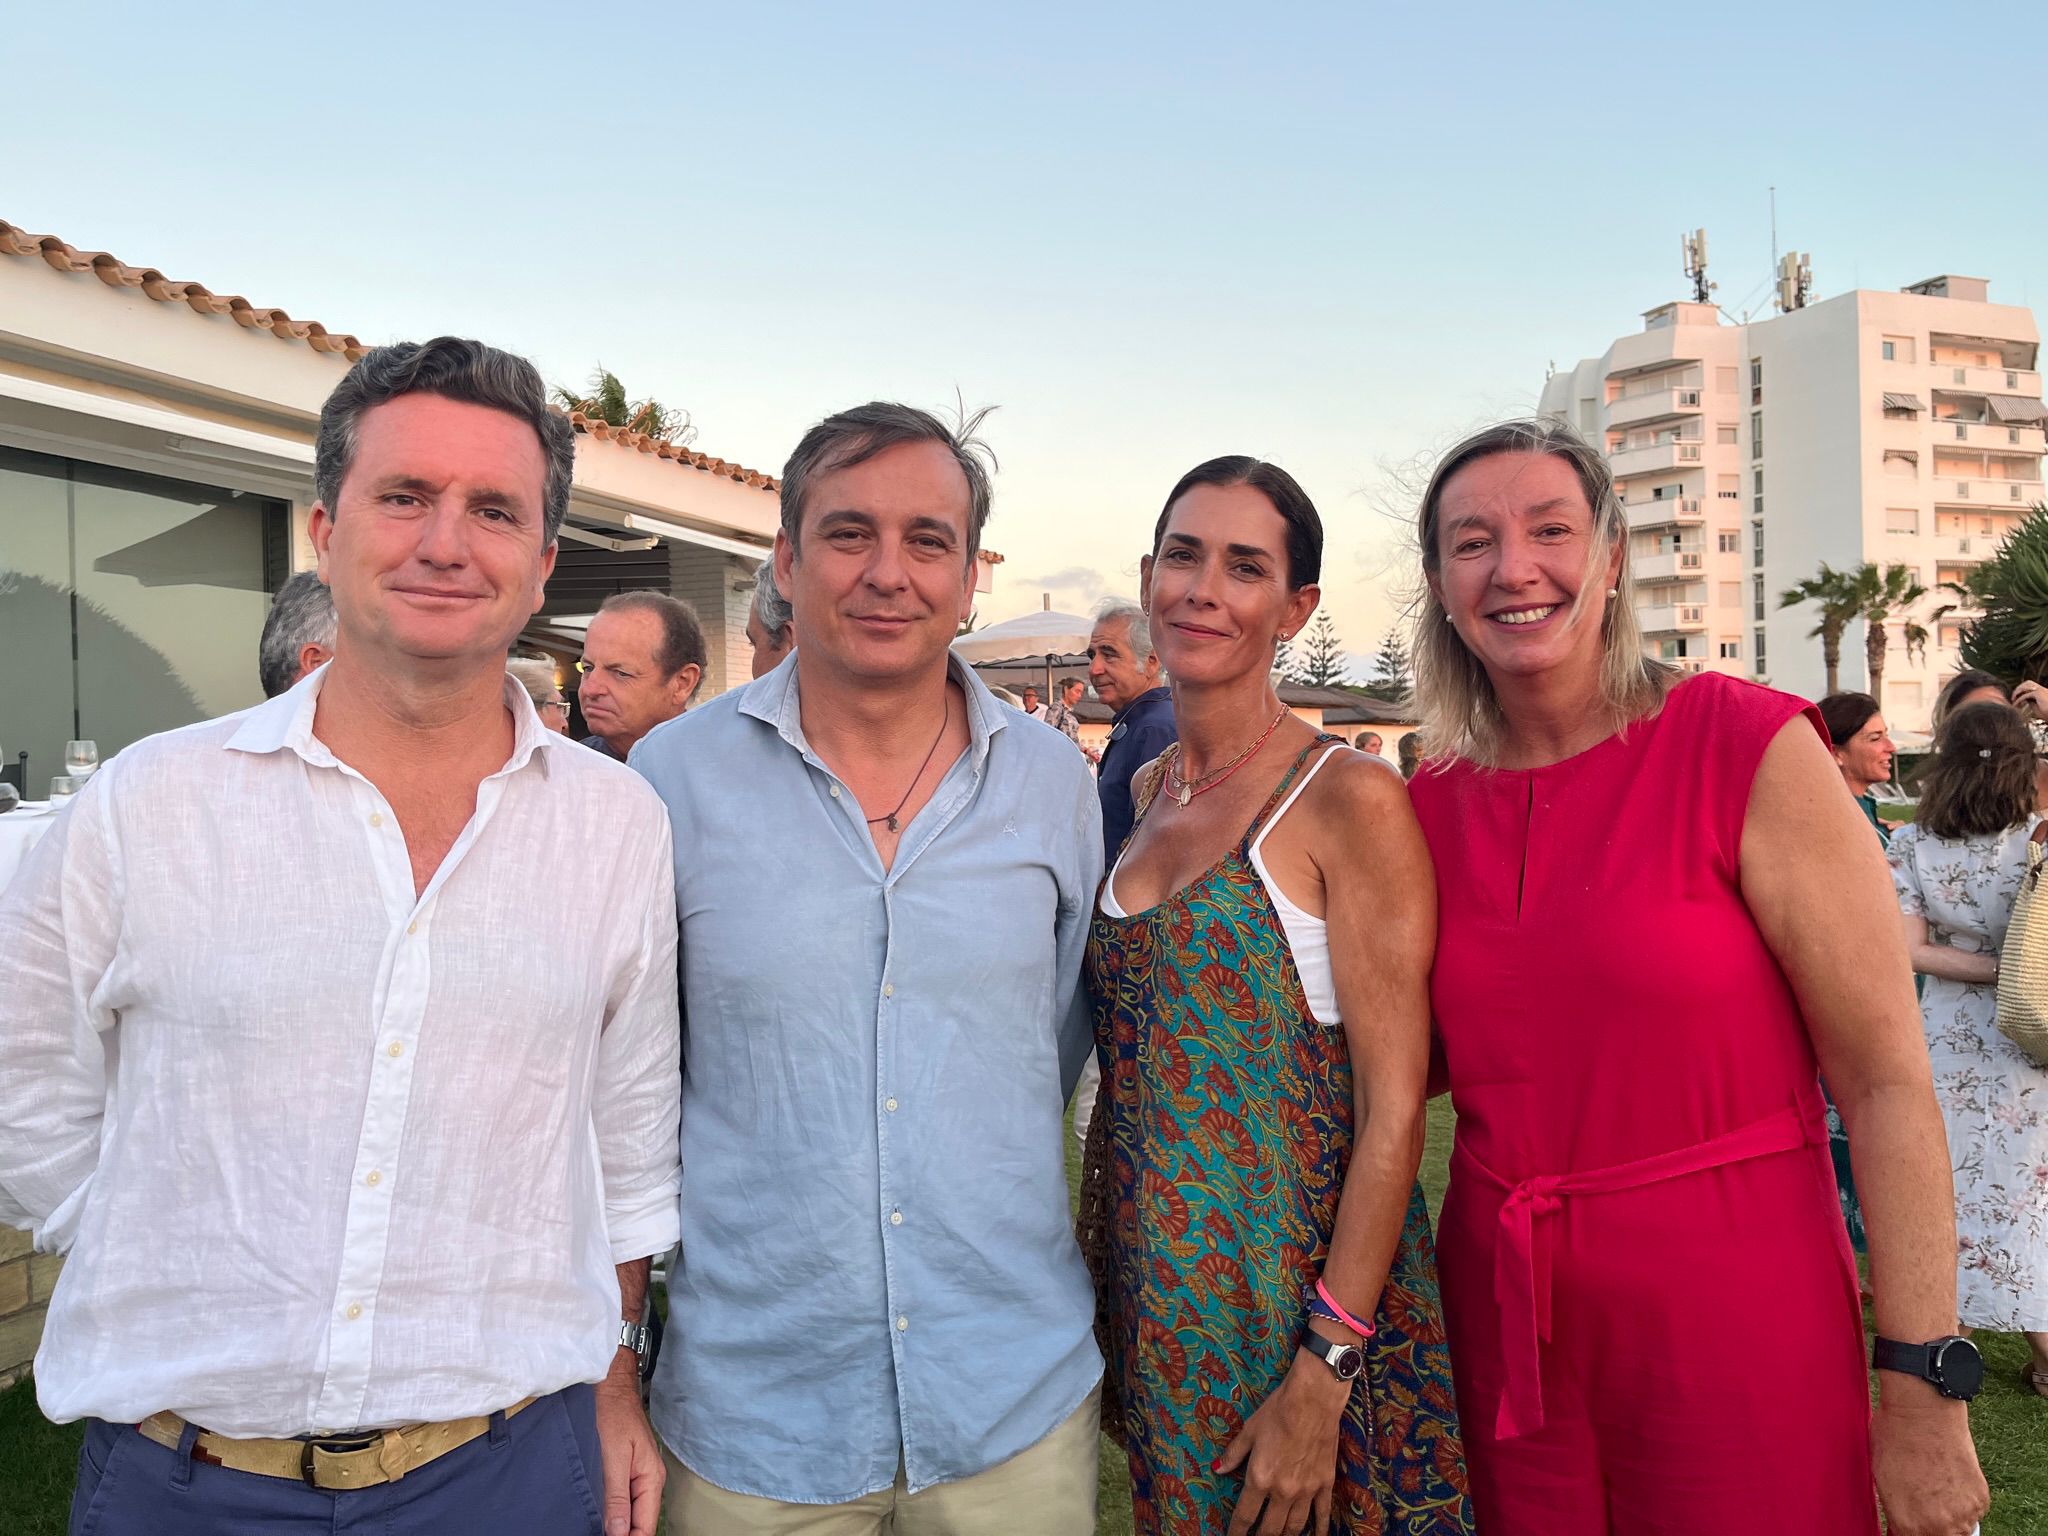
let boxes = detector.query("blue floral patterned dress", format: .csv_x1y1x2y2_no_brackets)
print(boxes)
1082,740,1471,1535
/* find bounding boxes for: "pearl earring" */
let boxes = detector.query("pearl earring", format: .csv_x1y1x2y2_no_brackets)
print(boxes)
1607,587,1618,598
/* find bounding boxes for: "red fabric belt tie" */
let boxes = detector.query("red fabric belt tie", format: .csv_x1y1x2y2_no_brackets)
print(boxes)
1454,1100,1821,1441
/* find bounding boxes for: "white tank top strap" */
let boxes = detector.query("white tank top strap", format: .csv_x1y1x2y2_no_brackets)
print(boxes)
1248,744,1346,1026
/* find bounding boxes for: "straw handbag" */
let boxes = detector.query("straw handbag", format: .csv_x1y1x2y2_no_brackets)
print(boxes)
1996,829,2048,1068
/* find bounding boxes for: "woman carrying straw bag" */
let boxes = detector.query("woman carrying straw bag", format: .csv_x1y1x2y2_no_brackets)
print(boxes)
1889,700,2048,1392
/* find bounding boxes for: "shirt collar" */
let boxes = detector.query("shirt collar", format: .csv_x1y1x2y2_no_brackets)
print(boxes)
1111,684,1171,725
225,661,566,778
739,649,1008,769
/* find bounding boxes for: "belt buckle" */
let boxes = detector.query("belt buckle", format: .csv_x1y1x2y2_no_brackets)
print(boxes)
300,1431,380,1489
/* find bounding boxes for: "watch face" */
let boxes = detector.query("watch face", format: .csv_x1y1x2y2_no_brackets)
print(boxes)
1935,1336,1985,1399
1333,1345,1363,1381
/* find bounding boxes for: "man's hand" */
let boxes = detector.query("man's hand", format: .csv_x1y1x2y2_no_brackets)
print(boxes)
592,1351,664,1536
1873,1386,1988,1536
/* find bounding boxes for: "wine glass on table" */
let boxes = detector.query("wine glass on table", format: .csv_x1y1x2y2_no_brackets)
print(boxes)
48,775,79,806
65,740,98,782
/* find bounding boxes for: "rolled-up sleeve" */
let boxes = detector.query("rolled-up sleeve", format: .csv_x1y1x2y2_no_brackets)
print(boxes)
0,785,122,1249
1055,759,1106,1101
594,807,683,1263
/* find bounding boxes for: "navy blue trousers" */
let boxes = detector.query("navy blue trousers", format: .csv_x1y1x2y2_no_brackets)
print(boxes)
68,1384,605,1535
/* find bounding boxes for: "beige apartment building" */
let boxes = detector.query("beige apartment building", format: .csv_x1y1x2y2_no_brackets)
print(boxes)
1539,275,2045,729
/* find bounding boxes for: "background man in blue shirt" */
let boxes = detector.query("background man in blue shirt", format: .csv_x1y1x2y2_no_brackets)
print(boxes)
633,401,1104,1535
1089,597,1176,858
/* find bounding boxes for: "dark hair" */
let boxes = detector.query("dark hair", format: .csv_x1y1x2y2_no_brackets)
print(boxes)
1816,692,1882,749
1931,669,2011,739
1915,701,2036,840
314,337,576,546
1150,456,1321,588
1057,675,1083,692
596,591,707,698
258,570,336,698
779,401,996,562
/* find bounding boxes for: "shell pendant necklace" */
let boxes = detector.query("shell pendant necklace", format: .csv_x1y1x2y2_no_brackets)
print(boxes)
865,698,951,833
1164,705,1290,808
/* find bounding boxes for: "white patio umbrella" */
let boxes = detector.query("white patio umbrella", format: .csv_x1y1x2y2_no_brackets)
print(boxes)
951,607,1094,699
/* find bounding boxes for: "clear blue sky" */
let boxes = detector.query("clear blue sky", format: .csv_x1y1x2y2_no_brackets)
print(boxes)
12,1,2042,666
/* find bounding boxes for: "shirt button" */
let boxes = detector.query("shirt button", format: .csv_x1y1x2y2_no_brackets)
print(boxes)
883,983,895,998
346,1303,363,1321
407,922,417,935
890,1210,903,1226
830,785,841,799
387,1041,404,1059
896,1316,909,1332
365,1170,382,1188
884,1097,898,1113
368,812,383,828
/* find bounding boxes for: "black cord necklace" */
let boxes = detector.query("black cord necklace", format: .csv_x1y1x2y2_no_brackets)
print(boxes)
865,698,951,834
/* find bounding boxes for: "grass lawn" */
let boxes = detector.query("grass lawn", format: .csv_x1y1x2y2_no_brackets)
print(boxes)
4,1098,2045,1533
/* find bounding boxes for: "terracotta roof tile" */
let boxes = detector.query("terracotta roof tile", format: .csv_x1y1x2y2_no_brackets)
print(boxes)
1,217,780,493
563,410,779,491
1,219,371,360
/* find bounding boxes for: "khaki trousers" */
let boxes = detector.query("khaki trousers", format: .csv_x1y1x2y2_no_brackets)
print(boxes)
661,1387,1100,1535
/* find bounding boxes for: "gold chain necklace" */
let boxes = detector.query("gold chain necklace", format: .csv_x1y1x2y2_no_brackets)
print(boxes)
1163,706,1290,808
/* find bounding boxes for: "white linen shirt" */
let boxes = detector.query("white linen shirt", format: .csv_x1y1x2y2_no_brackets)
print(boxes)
0,667,682,1435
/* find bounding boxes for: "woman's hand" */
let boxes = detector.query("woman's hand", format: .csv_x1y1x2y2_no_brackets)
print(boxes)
1214,1349,1352,1536
1873,1385,1989,1535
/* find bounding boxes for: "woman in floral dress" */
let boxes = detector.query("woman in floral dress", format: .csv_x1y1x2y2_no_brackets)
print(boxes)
1083,456,1469,1535
1888,700,2048,1389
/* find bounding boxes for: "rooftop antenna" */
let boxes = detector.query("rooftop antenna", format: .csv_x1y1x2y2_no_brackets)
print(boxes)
1776,251,1813,312
1681,228,1714,304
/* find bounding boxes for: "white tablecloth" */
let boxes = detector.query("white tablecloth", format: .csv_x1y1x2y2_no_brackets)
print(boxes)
0,802,59,895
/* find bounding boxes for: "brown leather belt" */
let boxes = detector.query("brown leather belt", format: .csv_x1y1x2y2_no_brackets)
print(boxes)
136,1397,536,1491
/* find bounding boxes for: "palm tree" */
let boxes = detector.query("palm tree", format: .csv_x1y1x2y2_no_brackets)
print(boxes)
551,368,696,446
1951,502,2048,682
1851,562,1928,706
1778,564,1863,695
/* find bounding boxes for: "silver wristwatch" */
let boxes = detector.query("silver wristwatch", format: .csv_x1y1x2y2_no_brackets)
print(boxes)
620,1319,652,1362
1301,1328,1364,1384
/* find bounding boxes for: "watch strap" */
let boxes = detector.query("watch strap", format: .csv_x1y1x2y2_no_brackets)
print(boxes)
620,1319,652,1358
1870,1337,1932,1378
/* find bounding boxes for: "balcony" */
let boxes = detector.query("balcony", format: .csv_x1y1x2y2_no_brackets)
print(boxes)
1934,419,2047,455
1609,440,1705,477
1639,603,1707,634
1929,534,1988,564
1932,363,2043,397
1634,548,1707,583
1624,496,1704,530
1933,477,2046,507
1606,386,1705,429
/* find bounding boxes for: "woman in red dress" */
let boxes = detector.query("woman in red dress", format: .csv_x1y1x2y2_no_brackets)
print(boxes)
1405,420,1987,1534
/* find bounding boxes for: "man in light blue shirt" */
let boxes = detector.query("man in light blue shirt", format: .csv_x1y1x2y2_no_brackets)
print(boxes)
634,401,1104,1534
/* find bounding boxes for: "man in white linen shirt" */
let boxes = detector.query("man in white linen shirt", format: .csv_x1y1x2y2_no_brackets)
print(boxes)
0,337,681,1536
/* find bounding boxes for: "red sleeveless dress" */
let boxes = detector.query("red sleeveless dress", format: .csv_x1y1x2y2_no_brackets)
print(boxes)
1408,673,1878,1533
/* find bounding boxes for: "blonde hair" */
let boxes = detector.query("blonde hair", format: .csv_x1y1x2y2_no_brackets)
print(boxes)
1413,418,1673,767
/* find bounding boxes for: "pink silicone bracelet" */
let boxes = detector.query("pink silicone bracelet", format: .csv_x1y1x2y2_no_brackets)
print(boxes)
1316,1277,1375,1338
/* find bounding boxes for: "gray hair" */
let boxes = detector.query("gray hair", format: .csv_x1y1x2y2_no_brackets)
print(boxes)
750,558,793,641
779,401,996,563
314,337,576,546
258,570,337,697
1092,597,1155,666
594,590,707,700
505,656,559,708
1413,418,1670,768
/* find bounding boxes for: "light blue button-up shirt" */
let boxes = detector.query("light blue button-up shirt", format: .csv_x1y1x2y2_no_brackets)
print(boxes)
635,653,1103,1502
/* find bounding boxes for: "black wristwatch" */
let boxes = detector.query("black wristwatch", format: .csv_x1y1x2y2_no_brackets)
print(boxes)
1871,1335,1984,1402
1301,1328,1364,1385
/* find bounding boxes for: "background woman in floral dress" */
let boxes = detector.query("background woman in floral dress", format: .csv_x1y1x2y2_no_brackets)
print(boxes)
1889,700,2048,1390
